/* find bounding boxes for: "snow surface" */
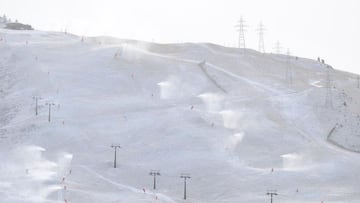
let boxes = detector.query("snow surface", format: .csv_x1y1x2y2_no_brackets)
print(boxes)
1,28,360,203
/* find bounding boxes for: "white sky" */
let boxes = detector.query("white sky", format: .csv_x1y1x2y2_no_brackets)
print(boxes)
1,0,359,74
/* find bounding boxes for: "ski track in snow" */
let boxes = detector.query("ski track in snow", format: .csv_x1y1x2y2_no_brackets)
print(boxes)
128,44,323,102
76,165,177,203
126,45,282,94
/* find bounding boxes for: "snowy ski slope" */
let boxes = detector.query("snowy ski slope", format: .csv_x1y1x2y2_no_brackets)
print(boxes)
1,28,360,203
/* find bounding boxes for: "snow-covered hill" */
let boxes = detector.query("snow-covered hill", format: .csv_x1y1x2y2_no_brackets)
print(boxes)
1,28,360,203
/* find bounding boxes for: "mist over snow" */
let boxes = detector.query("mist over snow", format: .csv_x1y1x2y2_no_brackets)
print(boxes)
1,25,360,203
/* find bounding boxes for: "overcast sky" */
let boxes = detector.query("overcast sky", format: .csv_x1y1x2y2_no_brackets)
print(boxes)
1,0,359,74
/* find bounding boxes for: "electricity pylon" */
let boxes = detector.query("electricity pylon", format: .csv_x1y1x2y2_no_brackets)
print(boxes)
274,41,282,54
357,75,359,88
266,190,278,203
45,103,55,122
180,173,191,200
235,16,246,50
149,170,160,190
256,22,266,53
111,144,121,168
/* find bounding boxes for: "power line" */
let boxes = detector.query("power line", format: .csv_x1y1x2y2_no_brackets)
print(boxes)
111,144,121,168
149,170,161,190
256,22,266,53
45,102,55,122
180,173,191,200
235,16,247,50
266,190,278,203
